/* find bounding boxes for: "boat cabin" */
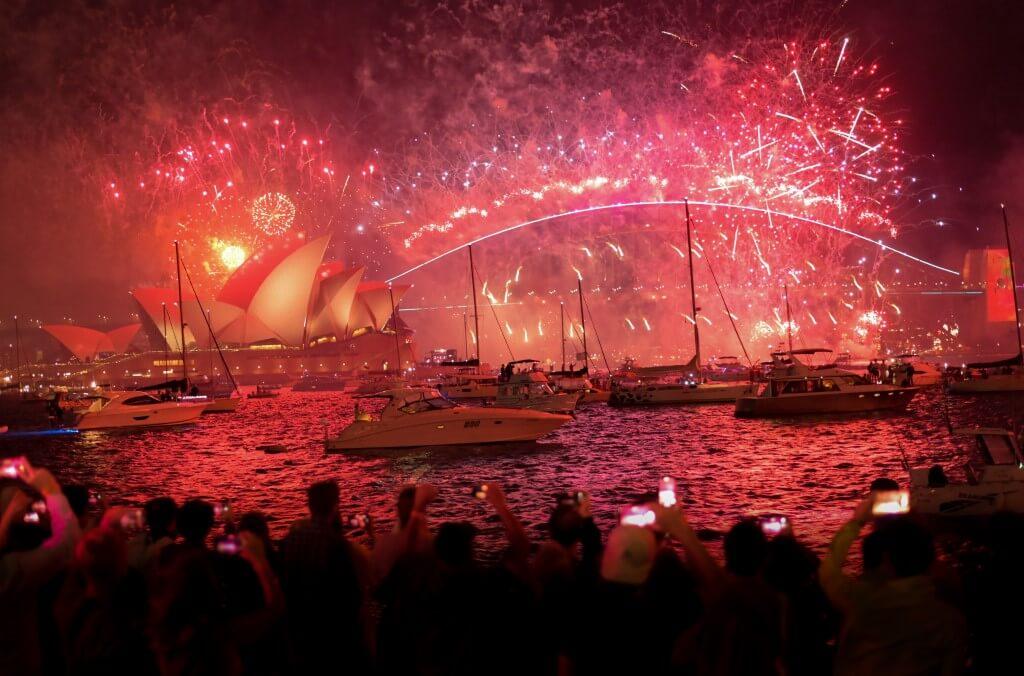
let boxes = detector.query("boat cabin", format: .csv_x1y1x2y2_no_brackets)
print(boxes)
354,388,456,422
765,373,871,396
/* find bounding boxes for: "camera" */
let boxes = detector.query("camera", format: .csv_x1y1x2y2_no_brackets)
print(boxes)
1,456,29,480
872,489,910,516
216,534,242,555
658,476,677,507
619,504,656,527
213,500,231,520
346,513,370,530
756,514,790,538
471,484,489,500
556,490,587,506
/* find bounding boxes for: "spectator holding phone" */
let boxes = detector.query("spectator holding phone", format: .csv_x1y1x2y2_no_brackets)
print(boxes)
820,497,967,676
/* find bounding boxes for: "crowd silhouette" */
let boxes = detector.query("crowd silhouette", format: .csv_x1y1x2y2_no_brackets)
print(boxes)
2,456,1020,675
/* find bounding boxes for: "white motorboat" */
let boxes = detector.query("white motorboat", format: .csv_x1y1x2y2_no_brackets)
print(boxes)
437,373,500,400
610,357,753,406
947,362,1024,394
76,391,206,430
325,387,571,451
734,349,917,417
247,384,281,399
181,393,242,413
495,361,581,414
704,356,752,383
889,354,944,387
910,428,1024,516
549,370,610,403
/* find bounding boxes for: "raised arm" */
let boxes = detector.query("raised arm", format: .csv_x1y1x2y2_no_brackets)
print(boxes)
483,483,529,564
652,503,723,590
819,498,873,615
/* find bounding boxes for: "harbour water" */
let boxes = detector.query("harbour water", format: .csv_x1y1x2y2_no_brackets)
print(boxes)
2,388,1018,555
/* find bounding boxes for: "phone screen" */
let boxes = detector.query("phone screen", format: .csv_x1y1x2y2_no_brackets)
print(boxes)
872,490,910,515
619,505,656,527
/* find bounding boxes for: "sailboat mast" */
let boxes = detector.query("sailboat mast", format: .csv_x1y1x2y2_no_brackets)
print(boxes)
161,304,169,378
468,245,481,370
463,312,469,361
578,279,588,369
388,285,403,374
1002,205,1023,356
784,283,794,355
13,314,20,392
560,302,566,371
684,199,701,375
174,241,188,385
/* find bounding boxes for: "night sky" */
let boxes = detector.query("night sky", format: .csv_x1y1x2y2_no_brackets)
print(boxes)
2,0,1023,326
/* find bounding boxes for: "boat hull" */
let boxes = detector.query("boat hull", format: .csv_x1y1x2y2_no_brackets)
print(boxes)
326,407,570,451
202,397,241,414
609,382,752,406
948,373,1024,394
734,387,917,417
77,403,206,430
438,384,499,400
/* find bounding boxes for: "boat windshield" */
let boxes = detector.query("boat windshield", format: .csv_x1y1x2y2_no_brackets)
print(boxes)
979,434,1019,465
398,396,456,414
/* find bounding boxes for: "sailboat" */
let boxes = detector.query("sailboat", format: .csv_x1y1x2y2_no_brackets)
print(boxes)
949,206,1024,393
609,201,753,406
438,245,501,400
548,286,611,403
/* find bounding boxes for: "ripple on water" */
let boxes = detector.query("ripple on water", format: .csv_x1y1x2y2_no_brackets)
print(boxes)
1,389,1018,555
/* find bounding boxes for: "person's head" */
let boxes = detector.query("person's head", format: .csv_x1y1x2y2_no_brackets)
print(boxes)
601,525,656,585
877,517,934,577
764,535,818,591
238,511,271,541
435,521,477,568
396,485,416,527
76,527,127,592
724,519,768,577
63,484,90,519
869,477,900,492
177,499,214,547
144,497,178,541
548,503,584,547
307,480,340,521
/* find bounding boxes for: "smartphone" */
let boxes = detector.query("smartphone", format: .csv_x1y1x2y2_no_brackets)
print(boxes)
23,500,48,524
472,484,489,500
346,513,370,530
1,456,29,480
216,535,242,555
658,476,677,507
213,500,231,520
757,514,790,538
872,490,910,516
557,490,587,506
619,505,656,527
119,508,145,532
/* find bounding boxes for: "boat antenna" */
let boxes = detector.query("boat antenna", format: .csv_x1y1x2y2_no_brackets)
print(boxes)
578,278,589,373
1002,204,1023,361
783,283,795,355
704,247,753,368
559,302,566,371
462,312,469,363
582,292,613,373
684,199,702,378
388,284,403,375
13,314,21,394
161,303,169,381
178,251,240,396
174,241,188,387
468,245,481,371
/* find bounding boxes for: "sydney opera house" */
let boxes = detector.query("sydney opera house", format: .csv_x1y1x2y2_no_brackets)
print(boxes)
33,233,417,387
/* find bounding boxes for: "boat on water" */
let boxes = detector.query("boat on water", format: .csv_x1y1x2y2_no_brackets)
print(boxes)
352,375,404,394
549,367,610,403
292,374,351,392
437,372,500,400
325,387,571,451
495,360,581,414
910,428,1024,516
76,391,206,431
734,349,918,417
888,354,944,387
703,356,752,383
247,384,281,399
609,200,753,407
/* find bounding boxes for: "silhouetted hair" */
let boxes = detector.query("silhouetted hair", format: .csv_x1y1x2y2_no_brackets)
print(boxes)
876,517,934,577
548,503,583,547
869,477,900,492
724,519,768,577
177,499,214,546
238,511,271,540
307,480,340,519
145,497,178,540
397,486,416,527
435,521,477,567
63,484,90,518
